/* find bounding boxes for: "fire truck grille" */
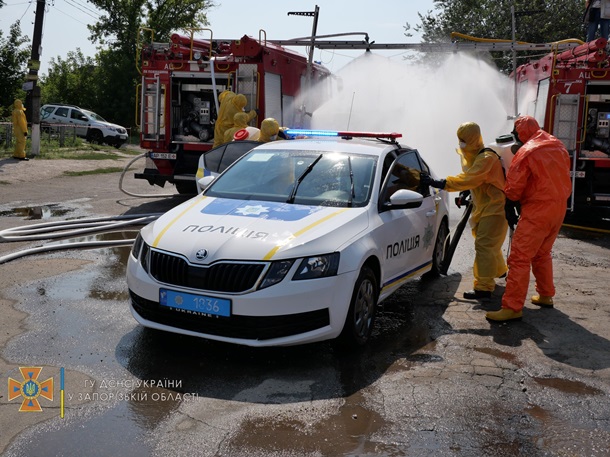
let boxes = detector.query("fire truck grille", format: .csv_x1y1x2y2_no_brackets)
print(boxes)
149,250,265,293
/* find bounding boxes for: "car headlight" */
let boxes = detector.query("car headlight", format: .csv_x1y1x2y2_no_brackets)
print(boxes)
140,241,151,274
293,253,339,280
131,233,143,258
259,260,295,289
108,127,117,132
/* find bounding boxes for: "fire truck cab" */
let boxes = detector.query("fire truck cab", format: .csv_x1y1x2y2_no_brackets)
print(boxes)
514,37,610,220
136,31,333,194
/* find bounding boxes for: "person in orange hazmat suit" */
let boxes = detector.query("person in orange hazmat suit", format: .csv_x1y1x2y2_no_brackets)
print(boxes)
486,115,572,321
421,122,508,299
12,99,29,160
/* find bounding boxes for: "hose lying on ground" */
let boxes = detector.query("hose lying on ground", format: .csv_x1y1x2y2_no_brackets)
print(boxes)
119,153,179,198
0,213,160,264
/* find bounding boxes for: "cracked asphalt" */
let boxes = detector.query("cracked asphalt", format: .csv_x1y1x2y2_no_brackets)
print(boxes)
0,156,609,456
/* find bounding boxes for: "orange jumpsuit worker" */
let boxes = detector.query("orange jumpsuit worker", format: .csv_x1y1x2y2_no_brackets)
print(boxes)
486,115,572,322
212,92,257,147
12,99,29,160
423,122,508,298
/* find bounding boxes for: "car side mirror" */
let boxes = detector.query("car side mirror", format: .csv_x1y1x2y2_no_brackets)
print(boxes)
197,175,215,190
386,189,423,210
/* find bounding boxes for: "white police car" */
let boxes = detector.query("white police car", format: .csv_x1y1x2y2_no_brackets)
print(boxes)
127,130,449,348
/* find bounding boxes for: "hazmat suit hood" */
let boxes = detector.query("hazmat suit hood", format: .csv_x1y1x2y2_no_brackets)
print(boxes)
514,115,540,143
219,90,235,104
13,99,25,111
233,112,249,128
232,94,248,111
260,118,280,142
456,122,484,166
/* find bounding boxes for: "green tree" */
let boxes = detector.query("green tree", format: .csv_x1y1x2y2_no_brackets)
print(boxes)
0,21,30,119
40,50,98,108
414,0,586,73
82,0,215,128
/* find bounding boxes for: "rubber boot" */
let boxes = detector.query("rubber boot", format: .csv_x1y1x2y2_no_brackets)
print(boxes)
531,295,554,308
485,308,523,322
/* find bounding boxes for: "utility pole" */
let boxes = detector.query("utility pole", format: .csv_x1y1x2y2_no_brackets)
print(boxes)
287,5,319,128
24,0,46,157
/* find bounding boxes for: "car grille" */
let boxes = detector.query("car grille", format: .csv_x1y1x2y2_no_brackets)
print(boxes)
130,291,330,340
148,250,266,293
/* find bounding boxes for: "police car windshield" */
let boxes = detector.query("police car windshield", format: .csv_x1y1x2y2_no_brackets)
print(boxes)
204,149,377,208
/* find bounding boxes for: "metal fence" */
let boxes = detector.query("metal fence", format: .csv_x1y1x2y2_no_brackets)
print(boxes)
0,122,134,150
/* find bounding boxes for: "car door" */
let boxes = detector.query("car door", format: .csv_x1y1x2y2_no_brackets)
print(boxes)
376,149,438,290
68,108,90,137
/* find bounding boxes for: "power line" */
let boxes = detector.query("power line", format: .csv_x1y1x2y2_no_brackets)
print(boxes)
64,0,100,20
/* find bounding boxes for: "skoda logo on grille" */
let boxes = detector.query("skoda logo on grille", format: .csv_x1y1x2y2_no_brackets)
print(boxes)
195,249,208,260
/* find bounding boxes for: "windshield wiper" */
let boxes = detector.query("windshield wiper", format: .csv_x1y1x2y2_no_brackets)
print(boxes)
287,154,323,203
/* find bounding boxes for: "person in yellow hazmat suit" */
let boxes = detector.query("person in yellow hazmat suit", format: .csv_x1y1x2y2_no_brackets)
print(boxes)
12,99,29,161
212,92,258,147
259,118,280,142
421,122,508,299
223,112,251,143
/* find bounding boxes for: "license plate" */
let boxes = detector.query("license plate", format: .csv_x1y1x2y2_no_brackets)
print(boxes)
150,152,177,160
159,289,231,317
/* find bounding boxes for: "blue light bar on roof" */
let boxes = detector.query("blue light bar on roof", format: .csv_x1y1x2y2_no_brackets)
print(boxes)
284,129,402,139
285,129,339,137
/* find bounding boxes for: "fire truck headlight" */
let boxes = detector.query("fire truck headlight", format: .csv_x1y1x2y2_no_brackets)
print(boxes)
193,51,202,60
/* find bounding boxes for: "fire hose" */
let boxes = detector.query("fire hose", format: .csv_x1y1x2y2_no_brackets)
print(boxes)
0,214,160,265
440,199,473,275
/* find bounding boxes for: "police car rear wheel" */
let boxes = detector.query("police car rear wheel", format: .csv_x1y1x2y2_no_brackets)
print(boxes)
337,266,378,348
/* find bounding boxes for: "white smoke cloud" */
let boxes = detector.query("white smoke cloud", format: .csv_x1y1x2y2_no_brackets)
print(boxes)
311,52,515,178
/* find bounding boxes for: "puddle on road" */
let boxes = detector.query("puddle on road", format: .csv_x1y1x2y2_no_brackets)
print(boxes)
0,204,73,220
229,390,390,456
532,377,604,395
9,385,181,457
474,347,520,365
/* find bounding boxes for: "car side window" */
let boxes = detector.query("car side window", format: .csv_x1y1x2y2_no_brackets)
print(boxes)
381,150,427,201
204,145,227,173
71,110,85,120
220,142,261,173
55,107,69,118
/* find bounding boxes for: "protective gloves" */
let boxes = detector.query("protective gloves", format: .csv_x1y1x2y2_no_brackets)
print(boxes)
420,173,446,189
455,190,471,208
505,199,521,229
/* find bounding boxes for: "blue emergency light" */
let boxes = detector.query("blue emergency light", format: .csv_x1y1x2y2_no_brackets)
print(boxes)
284,129,402,139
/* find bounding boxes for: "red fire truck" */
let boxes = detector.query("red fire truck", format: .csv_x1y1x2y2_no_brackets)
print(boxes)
135,30,333,194
513,38,610,220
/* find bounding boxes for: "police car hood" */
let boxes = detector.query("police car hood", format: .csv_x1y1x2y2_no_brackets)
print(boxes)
143,195,369,263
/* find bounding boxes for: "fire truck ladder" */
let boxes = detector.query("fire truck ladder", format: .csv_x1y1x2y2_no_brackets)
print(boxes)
141,74,165,143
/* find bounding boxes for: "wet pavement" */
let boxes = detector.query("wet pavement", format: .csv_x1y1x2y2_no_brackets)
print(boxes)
0,170,609,456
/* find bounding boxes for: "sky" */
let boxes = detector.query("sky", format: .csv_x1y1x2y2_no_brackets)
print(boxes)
0,0,437,75
1,0,518,178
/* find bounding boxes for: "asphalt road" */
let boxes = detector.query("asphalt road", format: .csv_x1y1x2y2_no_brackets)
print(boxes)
0,155,609,456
